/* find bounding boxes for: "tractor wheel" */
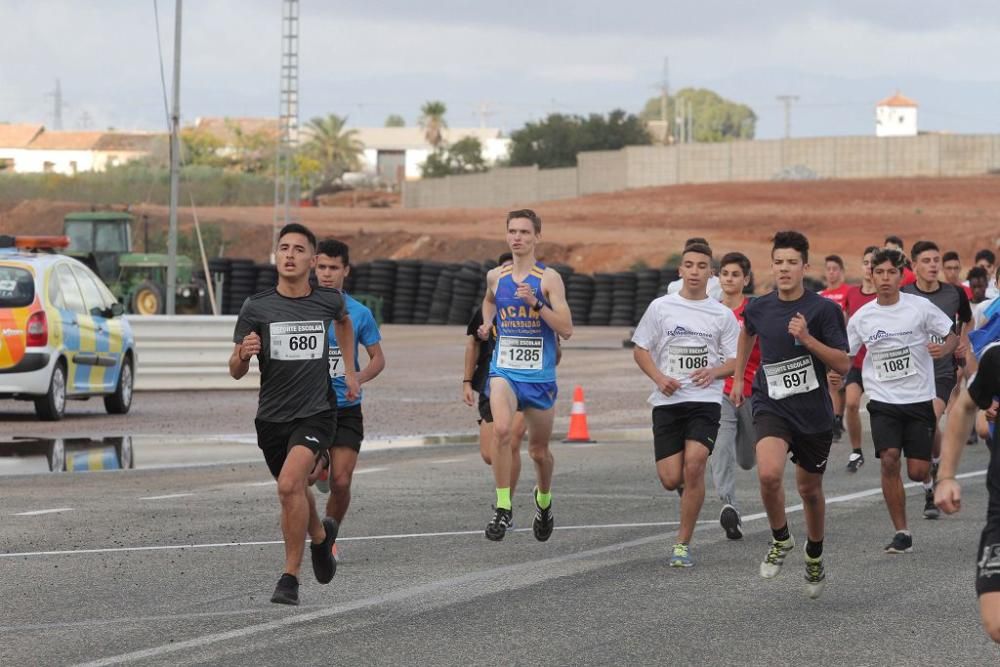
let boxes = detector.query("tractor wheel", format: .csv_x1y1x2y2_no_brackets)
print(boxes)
131,280,164,315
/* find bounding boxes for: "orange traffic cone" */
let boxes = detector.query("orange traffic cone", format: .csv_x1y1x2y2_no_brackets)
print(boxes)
563,385,594,443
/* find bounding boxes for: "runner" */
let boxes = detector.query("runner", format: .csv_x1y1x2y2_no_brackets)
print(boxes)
478,209,573,542
968,266,991,306
230,223,359,605
902,240,973,518
667,237,724,300
842,246,880,471
464,252,526,498
973,249,999,300
884,235,918,286
943,251,974,299
846,248,957,553
819,254,850,440
730,230,850,599
936,343,1000,642
313,239,385,563
711,251,761,540
633,242,738,565
974,267,1000,329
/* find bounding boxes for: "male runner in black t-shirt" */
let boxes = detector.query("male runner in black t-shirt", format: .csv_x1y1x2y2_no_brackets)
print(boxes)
230,223,359,605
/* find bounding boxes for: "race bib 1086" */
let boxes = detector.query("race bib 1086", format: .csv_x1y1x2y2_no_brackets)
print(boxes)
269,321,324,361
667,344,709,378
497,337,543,370
763,354,819,400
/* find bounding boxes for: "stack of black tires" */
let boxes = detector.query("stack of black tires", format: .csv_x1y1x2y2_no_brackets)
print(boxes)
391,260,420,324
633,269,661,322
588,273,614,326
448,262,483,325
565,273,595,323
413,261,444,324
610,272,638,326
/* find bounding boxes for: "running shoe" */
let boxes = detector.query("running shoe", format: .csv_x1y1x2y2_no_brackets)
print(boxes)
804,555,826,599
670,543,693,568
923,489,940,520
884,532,913,554
331,542,339,563
760,536,795,578
485,507,513,541
532,487,554,542
846,451,864,473
832,416,844,442
270,573,300,605
310,516,339,584
720,504,743,540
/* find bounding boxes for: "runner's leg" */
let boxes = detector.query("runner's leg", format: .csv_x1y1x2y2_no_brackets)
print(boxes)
523,406,555,495
711,397,738,506
277,445,326,577
845,383,864,451
795,465,825,543
880,448,907,531
479,420,493,465
678,440,709,544
757,437,790,531
510,411,526,498
982,593,1000,643
488,377,519,505
325,447,359,524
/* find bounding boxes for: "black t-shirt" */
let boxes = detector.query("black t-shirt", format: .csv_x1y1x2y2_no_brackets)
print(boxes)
466,309,495,394
969,344,1000,519
901,281,972,380
234,286,347,422
744,289,848,434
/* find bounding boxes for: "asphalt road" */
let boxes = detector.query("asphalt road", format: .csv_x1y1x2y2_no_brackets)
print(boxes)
2,432,998,666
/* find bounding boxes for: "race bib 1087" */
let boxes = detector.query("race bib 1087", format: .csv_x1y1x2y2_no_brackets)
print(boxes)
871,347,915,382
497,337,543,370
269,321,324,361
763,354,819,400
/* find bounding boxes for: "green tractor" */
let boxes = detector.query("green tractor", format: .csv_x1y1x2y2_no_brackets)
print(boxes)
63,211,207,315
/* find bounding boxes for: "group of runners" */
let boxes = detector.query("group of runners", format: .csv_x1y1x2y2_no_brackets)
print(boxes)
228,214,1000,642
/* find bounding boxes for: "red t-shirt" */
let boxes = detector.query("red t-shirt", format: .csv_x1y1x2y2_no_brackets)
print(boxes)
819,283,851,310
901,267,917,286
845,285,878,369
725,297,762,398
959,283,974,299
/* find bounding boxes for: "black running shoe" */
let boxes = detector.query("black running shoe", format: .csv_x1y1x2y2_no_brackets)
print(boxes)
270,573,299,605
930,460,940,483
923,488,940,520
720,504,743,540
532,487,554,542
846,451,864,473
884,532,913,554
832,416,844,442
310,516,339,584
485,507,513,541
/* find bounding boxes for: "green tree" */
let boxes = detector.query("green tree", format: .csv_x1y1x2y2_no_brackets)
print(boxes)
226,120,275,174
384,114,406,127
640,88,756,142
420,137,488,178
301,114,364,186
419,100,448,147
180,129,227,168
507,109,651,169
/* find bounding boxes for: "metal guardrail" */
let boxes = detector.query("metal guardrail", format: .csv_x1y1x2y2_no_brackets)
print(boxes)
126,315,258,391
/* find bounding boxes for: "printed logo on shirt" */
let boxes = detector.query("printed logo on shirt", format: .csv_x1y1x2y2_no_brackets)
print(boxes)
665,325,714,340
866,329,913,344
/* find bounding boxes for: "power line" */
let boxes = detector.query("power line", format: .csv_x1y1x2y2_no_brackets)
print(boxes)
775,94,799,138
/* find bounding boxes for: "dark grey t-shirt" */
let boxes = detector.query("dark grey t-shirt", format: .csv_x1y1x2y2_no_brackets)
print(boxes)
233,286,347,422
901,281,972,380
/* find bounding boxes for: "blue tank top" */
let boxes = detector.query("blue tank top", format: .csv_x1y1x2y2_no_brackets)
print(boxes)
489,262,558,383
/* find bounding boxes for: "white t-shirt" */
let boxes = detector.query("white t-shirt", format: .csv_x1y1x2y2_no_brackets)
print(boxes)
632,292,740,407
847,292,954,404
668,275,723,301
973,296,1000,328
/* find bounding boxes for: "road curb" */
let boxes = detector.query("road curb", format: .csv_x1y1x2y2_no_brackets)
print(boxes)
363,427,651,451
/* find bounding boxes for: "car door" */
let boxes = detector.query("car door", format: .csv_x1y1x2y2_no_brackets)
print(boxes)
53,263,99,394
71,265,117,392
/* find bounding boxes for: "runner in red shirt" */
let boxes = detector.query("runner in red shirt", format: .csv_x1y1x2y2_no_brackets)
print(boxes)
943,251,975,299
820,255,850,439
842,246,880,471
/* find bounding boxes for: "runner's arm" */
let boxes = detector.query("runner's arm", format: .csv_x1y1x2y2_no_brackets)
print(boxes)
728,327,756,405
463,336,478,405
792,311,850,375
358,342,384,385
538,269,573,340
935,387,977,514
333,314,359,401
478,270,498,340
929,332,959,359
229,343,251,380
633,345,680,395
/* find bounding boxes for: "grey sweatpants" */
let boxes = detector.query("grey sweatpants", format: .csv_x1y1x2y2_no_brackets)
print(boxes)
711,397,756,509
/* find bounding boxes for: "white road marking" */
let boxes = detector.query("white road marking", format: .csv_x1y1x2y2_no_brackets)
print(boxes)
247,481,275,487
139,493,194,501
428,457,466,464
13,508,73,516
353,467,388,474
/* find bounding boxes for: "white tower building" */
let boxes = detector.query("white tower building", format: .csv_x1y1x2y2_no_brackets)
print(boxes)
876,92,918,137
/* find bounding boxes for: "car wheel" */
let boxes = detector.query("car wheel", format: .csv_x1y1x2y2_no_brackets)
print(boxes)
35,361,67,421
104,356,133,415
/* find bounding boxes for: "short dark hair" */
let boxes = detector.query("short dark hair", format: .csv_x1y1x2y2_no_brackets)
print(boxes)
317,238,349,265
684,237,709,247
720,251,751,276
278,223,317,250
884,235,904,249
942,251,960,264
497,251,513,264
506,209,541,234
975,248,997,265
772,230,809,263
967,266,989,282
682,243,712,260
863,245,880,257
824,254,844,269
910,240,939,259
872,248,906,270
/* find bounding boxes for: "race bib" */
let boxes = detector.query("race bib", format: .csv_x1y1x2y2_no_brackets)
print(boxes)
497,336,543,370
667,344,709,377
763,355,819,400
269,321,324,361
328,346,345,377
872,347,915,381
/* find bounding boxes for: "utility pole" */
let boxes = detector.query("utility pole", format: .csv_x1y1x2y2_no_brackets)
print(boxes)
46,79,68,130
776,94,799,139
659,57,670,144
166,0,182,315
475,101,496,129
687,100,694,143
273,0,301,258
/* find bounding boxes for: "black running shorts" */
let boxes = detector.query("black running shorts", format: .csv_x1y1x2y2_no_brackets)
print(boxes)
753,411,833,474
934,374,957,405
333,404,364,453
844,366,864,391
255,410,335,478
477,393,493,424
868,399,935,461
651,402,722,462
977,520,1000,596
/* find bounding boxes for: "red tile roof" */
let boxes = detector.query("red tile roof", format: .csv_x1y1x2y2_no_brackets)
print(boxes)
877,92,918,108
0,123,44,148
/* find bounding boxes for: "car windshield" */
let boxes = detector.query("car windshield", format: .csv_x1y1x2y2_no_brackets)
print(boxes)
0,266,35,308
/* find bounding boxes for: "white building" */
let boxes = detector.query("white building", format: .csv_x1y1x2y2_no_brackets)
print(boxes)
0,123,44,172
352,127,510,185
876,92,918,137
0,126,158,174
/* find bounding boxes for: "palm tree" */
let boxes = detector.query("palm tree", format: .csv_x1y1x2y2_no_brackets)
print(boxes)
301,114,363,185
419,101,448,148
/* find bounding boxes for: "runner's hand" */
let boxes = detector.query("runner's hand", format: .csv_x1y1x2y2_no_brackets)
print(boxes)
927,341,947,359
345,372,360,402
827,370,843,390
515,282,538,307
689,367,715,388
477,324,491,341
463,383,475,406
987,400,999,423
729,380,745,407
657,374,682,397
240,332,261,361
955,339,969,359
935,479,962,514
788,313,811,343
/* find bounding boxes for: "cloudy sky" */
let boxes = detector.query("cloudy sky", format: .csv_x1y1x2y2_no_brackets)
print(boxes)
3,0,1000,139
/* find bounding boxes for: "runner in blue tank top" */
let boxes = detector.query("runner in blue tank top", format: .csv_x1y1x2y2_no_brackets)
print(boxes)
478,209,573,542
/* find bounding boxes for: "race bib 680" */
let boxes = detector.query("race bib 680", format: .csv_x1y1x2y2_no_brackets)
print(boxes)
269,321,324,361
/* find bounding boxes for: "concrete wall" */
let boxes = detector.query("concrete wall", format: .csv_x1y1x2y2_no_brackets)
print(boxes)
402,133,1000,209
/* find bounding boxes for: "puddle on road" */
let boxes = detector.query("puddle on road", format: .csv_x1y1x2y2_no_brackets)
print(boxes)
0,435,258,475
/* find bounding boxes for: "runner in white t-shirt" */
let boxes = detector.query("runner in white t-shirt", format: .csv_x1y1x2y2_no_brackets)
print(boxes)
633,242,739,568
847,248,957,555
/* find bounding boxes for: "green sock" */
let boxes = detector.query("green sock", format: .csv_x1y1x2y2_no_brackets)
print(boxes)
496,487,512,511
536,489,552,510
